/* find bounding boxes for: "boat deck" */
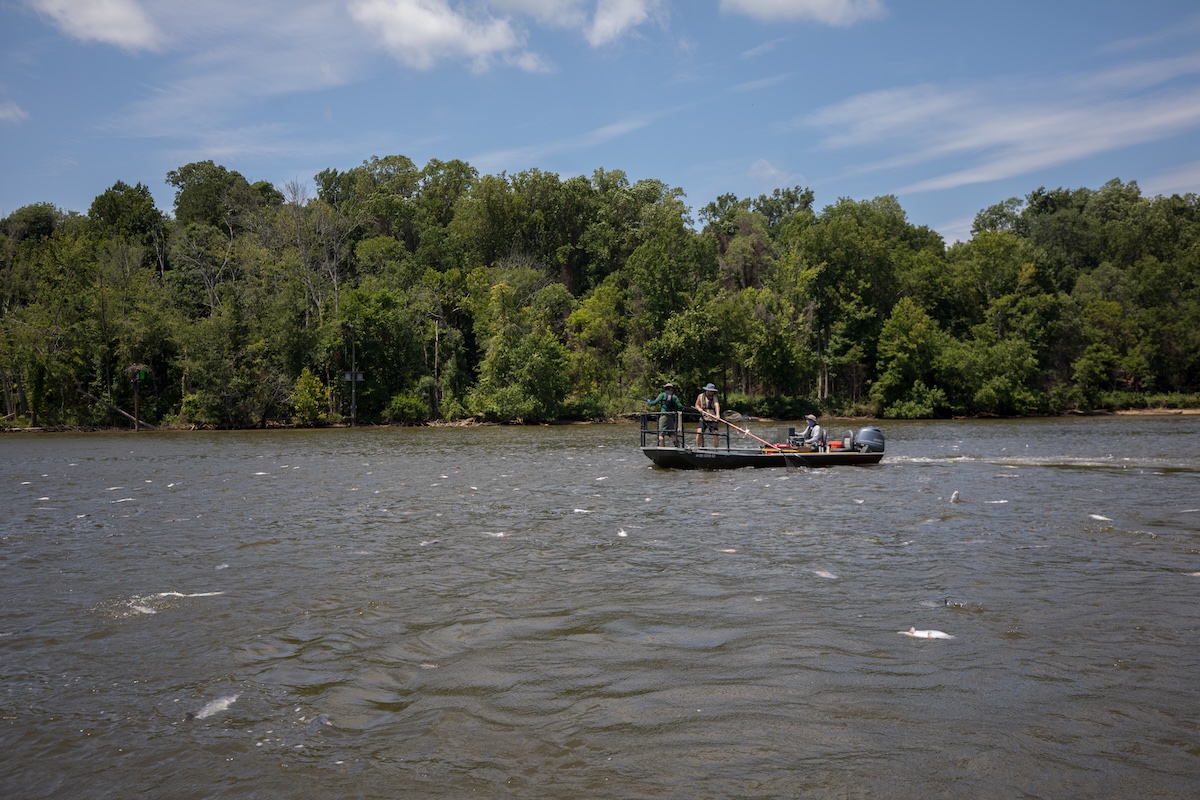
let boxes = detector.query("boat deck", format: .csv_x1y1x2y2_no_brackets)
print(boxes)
638,412,884,470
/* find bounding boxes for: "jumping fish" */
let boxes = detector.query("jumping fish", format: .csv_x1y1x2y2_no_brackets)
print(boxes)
950,491,960,503
188,693,241,720
899,627,954,639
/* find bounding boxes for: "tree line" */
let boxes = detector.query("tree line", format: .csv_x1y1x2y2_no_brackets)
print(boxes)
2,155,1198,428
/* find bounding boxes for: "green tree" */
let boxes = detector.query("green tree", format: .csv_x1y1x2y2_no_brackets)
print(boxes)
166,160,255,229
471,326,569,422
291,366,328,425
870,297,950,417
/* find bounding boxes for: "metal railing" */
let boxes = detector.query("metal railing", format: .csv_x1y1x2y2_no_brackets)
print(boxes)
639,411,732,450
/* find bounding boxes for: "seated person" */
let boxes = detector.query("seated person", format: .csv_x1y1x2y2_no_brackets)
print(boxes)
801,414,825,451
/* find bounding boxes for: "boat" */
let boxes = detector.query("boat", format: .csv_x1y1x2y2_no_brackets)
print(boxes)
639,411,885,470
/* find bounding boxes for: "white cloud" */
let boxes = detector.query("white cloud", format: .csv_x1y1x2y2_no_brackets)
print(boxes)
803,60,1200,196
1141,160,1200,198
740,37,788,59
747,158,789,184
586,0,654,46
730,72,792,92
935,215,974,246
490,0,588,28
1076,52,1200,92
28,0,161,51
471,111,663,172
109,3,368,138
0,101,31,123
894,90,1200,194
805,84,970,148
348,0,527,71
720,0,886,26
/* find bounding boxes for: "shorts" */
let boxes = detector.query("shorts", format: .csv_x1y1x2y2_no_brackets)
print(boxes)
658,412,678,432
698,419,718,433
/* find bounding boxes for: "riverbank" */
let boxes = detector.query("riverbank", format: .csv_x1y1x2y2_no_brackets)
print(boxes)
5,407,1200,433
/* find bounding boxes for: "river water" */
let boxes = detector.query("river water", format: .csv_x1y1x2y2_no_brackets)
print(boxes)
2,416,1198,799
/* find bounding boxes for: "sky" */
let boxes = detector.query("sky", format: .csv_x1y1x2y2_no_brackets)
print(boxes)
2,0,1200,244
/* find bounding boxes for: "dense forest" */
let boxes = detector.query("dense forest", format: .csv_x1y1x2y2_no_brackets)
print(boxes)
2,155,1198,429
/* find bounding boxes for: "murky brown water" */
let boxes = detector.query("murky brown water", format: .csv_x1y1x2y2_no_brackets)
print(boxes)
2,417,1199,798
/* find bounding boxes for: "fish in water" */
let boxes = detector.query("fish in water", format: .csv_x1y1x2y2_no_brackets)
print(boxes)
187,693,240,720
950,491,960,503
899,627,954,639
278,714,332,748
299,713,331,734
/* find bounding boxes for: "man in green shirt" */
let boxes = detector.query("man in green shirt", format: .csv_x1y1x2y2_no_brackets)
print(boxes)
646,382,686,446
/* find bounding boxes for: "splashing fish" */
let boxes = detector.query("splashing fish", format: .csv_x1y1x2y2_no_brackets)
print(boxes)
187,693,240,720
899,627,954,639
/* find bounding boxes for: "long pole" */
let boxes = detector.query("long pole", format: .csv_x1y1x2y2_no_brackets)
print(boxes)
350,326,357,427
695,407,779,450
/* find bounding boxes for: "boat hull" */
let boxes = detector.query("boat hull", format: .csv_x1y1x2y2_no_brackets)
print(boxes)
641,446,884,470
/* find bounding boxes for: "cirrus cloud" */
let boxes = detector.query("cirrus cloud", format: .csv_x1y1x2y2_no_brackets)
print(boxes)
801,57,1200,196
720,0,885,26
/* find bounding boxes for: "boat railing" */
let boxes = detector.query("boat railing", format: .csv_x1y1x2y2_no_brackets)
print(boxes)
639,411,733,450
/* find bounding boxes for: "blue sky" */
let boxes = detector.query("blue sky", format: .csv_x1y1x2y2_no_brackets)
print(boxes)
3,0,1200,243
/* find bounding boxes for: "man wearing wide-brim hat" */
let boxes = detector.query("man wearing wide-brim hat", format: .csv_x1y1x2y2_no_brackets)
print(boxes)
694,383,721,448
801,413,826,451
646,382,685,446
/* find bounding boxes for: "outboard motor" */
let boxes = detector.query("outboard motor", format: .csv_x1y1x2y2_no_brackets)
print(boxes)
856,426,885,453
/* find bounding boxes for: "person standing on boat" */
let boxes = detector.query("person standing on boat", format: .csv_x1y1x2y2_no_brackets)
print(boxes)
694,383,722,448
647,383,685,446
801,414,826,451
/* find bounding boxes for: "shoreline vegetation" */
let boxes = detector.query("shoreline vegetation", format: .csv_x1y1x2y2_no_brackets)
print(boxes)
3,161,1198,429
4,405,1199,434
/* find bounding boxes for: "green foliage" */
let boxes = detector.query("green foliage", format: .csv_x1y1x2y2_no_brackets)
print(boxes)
291,367,328,426
3,158,1199,428
383,389,429,424
89,181,164,247
870,297,948,412
166,161,255,229
883,380,948,419
471,327,569,422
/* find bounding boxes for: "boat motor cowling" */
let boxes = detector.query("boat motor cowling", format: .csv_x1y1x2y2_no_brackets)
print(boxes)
856,427,885,453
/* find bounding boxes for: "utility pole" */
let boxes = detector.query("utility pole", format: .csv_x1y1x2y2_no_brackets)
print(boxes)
343,325,364,426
